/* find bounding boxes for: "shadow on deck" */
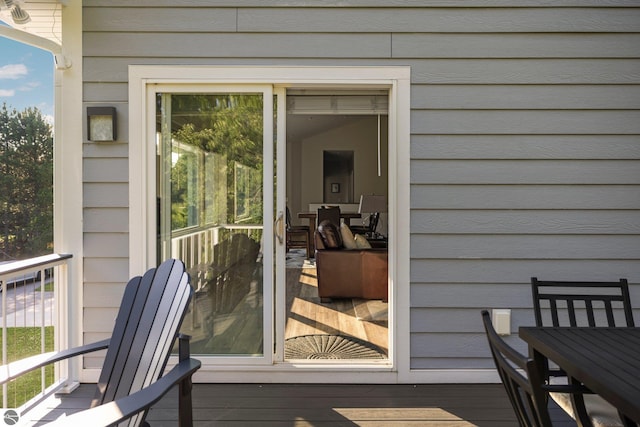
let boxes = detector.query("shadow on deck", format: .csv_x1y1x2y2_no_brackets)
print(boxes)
23,382,576,426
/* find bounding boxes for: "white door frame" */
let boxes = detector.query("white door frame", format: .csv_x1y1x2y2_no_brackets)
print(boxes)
129,65,411,383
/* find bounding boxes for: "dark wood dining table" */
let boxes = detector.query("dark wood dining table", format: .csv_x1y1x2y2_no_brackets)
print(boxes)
298,211,361,228
519,326,640,425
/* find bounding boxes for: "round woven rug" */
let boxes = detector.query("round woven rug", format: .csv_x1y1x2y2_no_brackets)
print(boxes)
285,334,386,360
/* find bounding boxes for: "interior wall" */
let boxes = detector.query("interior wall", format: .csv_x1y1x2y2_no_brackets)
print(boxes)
286,138,303,225
286,115,388,228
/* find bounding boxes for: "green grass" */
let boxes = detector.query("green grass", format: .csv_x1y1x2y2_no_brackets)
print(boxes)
0,327,55,408
35,282,54,292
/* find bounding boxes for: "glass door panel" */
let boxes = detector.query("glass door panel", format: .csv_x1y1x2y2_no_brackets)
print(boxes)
155,89,273,361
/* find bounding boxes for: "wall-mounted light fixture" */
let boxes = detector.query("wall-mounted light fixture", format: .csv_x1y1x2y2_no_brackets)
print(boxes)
87,107,117,142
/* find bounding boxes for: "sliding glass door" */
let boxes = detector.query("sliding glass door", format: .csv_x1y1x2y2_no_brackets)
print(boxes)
154,85,274,363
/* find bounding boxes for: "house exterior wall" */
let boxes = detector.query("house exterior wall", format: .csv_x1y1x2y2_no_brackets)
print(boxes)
81,1,640,376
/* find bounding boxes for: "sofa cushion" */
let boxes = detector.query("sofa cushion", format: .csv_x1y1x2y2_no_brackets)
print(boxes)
340,223,358,249
354,234,372,249
318,220,343,249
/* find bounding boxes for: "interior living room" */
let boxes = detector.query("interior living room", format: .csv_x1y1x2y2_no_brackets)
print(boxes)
284,91,390,360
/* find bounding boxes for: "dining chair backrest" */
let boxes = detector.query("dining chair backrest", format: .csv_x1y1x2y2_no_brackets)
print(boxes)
286,206,295,230
317,206,340,228
481,310,552,427
531,278,635,327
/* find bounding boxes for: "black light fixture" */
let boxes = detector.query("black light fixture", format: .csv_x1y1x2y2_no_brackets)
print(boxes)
87,107,117,142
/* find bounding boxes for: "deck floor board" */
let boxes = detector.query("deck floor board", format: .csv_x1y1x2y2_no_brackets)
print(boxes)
23,383,576,426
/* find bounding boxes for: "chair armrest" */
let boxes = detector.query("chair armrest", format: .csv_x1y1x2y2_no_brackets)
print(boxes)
43,358,202,426
0,339,110,385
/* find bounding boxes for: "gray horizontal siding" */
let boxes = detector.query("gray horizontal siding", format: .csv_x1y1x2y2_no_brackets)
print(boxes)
412,110,640,134
412,284,533,308
83,257,129,283
394,34,640,58
84,1,640,8
83,33,640,60
410,59,640,83
411,186,640,209
83,158,128,183
84,233,128,257
82,58,640,84
83,33,393,58
84,208,129,233
85,7,640,33
411,308,536,333
411,210,640,234
410,235,640,259
81,2,640,374
411,160,640,184
83,183,128,208
410,260,640,284
412,85,640,109
411,135,640,159
237,8,640,33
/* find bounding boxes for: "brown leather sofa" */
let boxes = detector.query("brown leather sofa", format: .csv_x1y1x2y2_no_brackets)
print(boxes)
314,231,388,302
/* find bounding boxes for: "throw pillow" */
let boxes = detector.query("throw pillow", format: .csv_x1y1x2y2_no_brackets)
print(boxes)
340,223,358,249
354,234,372,249
318,220,343,249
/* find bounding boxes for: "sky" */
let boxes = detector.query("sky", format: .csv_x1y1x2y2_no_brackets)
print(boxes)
0,30,55,122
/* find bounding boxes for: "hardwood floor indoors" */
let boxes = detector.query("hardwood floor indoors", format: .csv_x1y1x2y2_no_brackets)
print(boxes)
285,250,388,357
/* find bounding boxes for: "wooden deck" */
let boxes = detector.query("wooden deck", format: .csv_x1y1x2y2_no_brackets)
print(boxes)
25,382,576,426
21,258,575,425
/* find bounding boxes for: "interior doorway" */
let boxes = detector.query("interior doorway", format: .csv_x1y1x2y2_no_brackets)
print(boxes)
283,90,389,361
323,150,354,204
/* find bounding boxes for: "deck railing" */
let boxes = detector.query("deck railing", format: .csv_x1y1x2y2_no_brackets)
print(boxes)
0,253,72,411
171,224,262,291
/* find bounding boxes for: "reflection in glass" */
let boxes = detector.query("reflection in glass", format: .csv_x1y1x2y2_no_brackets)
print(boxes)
156,93,264,356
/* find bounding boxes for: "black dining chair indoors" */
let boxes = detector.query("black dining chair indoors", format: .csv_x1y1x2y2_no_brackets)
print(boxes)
286,206,311,258
482,310,555,427
530,278,636,427
317,206,340,228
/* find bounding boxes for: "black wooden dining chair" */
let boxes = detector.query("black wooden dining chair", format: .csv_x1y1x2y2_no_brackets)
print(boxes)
482,310,554,427
317,206,340,228
0,259,201,426
530,278,636,427
286,206,311,258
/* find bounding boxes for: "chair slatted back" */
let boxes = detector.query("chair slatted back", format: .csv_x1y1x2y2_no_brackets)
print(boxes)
286,206,294,230
481,310,552,427
317,206,340,228
91,259,193,426
531,278,635,327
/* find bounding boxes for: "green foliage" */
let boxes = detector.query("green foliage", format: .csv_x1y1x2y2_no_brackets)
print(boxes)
168,94,264,227
0,103,53,259
0,327,55,408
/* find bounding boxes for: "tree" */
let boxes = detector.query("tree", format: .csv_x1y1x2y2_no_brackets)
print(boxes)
0,103,53,259
169,94,264,226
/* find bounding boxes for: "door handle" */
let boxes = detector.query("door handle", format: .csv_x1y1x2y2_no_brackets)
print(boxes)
275,211,284,244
